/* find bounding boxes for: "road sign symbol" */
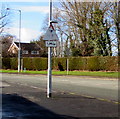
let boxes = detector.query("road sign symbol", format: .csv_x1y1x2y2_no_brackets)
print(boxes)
46,41,57,47
43,24,59,41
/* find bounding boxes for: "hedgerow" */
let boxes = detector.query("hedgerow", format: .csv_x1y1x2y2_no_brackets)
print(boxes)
2,56,118,71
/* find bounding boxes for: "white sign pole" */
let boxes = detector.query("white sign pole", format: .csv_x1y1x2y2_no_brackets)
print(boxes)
47,0,52,98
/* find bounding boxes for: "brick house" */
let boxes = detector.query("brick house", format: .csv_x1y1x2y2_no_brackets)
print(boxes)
8,42,42,57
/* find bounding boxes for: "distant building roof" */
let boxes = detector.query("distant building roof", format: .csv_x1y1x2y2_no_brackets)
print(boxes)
14,42,41,51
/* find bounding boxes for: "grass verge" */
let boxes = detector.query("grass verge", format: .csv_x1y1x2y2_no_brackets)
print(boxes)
0,69,118,78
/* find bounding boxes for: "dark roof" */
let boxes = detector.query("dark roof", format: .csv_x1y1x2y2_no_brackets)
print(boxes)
14,42,40,51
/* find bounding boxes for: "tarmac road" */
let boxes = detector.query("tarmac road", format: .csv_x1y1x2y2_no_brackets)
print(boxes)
1,73,118,101
1,73,119,118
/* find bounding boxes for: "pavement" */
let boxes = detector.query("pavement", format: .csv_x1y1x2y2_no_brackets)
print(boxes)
1,80,119,119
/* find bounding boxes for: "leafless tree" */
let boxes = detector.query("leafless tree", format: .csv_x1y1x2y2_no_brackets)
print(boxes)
0,4,10,34
0,34,15,57
53,1,117,56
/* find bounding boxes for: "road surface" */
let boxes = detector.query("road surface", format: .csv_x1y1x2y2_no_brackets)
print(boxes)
1,73,119,118
1,73,118,101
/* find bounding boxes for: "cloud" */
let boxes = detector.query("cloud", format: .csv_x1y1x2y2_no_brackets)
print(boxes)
20,6,49,13
0,0,60,2
1,0,48,2
1,0,118,2
6,27,42,43
21,28,41,42
3,5,49,14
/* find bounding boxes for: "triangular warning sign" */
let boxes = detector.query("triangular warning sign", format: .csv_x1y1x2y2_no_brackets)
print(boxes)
43,24,59,41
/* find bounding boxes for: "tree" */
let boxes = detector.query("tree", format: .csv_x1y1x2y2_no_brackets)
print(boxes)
87,3,113,56
0,34,15,57
0,4,10,34
41,1,117,56
109,2,120,56
31,36,48,57
53,1,116,56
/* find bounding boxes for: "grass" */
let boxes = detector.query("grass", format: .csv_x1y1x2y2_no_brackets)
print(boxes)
0,69,118,78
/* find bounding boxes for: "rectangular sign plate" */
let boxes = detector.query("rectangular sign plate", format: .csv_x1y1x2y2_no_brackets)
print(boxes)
46,41,57,47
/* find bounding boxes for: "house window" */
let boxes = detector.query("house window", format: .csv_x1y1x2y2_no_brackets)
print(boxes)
22,50,28,54
31,51,39,54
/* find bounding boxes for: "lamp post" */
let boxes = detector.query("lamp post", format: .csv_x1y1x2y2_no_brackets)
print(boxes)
7,8,21,72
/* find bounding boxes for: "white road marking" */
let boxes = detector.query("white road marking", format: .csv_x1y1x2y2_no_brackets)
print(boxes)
0,82,10,87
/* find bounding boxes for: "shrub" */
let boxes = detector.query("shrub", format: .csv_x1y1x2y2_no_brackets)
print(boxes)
23,58,34,70
0,58,2,69
80,57,88,70
104,56,118,71
10,58,18,70
87,56,100,71
2,56,118,71
118,56,120,72
2,58,11,69
68,57,80,70
53,57,67,70
97,56,106,71
33,57,47,70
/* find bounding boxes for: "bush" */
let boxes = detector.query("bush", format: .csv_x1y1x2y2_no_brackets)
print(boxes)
2,56,118,71
10,58,18,70
23,57,48,70
23,58,34,70
68,57,81,70
87,56,100,71
80,57,88,70
118,56,120,72
104,56,118,71
53,57,67,70
33,57,47,70
2,58,11,69
98,56,106,71
0,58,2,69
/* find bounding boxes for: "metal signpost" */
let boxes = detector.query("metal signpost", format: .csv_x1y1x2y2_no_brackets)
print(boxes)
43,0,58,98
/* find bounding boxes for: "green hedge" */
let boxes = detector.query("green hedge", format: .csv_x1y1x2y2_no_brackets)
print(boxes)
23,58,34,70
103,56,118,71
87,57,100,71
68,57,88,71
52,57,67,70
2,58,11,69
23,57,47,70
33,57,47,70
10,58,18,70
2,56,118,71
